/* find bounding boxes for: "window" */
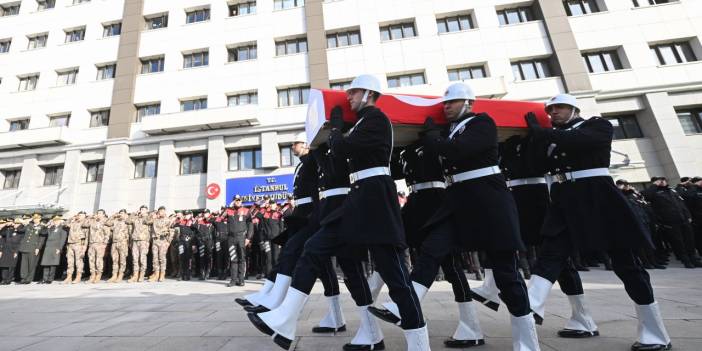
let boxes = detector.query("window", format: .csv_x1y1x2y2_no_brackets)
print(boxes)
275,37,307,56
497,7,535,25
18,74,39,91
227,92,258,106
274,0,304,10
650,41,697,65
228,44,257,62
96,63,116,80
56,68,78,86
676,109,702,135
2,170,21,189
436,14,474,34
511,59,552,81
448,65,487,81
43,166,63,186
37,0,55,11
9,119,29,131
0,39,11,53
277,86,310,107
141,56,164,74
48,114,70,127
27,34,48,50
330,81,352,91
387,72,426,88
102,22,121,37
228,149,262,170
181,98,208,111
327,30,361,48
72,0,90,4
145,13,168,30
604,115,643,139
89,109,109,127
229,1,256,16
380,21,417,41
0,2,20,16
85,162,104,183
185,8,210,24
134,158,157,178
183,50,209,68
583,50,623,73
64,27,86,43
180,154,207,175
564,0,601,16
280,146,300,167
135,103,160,122
633,0,677,6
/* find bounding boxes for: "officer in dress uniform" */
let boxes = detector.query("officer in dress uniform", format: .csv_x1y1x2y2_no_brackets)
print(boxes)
247,74,429,351
212,209,229,280
225,195,254,287
236,133,318,307
0,219,24,284
524,94,671,351
19,213,48,284
39,215,68,284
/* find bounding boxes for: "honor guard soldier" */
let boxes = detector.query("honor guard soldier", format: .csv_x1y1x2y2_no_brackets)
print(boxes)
63,212,88,283
247,74,429,351
525,94,671,351
225,195,254,287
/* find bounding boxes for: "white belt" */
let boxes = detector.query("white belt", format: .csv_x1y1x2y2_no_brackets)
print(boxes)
449,166,501,184
319,187,350,199
506,177,547,188
349,167,390,184
546,168,610,183
410,181,446,193
294,197,313,206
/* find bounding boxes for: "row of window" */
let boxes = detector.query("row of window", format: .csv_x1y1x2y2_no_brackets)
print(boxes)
0,145,300,189
564,0,679,16
8,109,108,131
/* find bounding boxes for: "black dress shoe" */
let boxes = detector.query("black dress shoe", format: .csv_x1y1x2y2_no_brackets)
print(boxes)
558,329,599,338
312,325,346,333
20,281,31,285
45,281,53,285
245,305,270,313
343,340,385,351
367,306,400,325
630,341,672,351
273,334,292,350
247,312,274,336
235,298,253,307
469,291,500,311
444,338,485,348
236,281,245,287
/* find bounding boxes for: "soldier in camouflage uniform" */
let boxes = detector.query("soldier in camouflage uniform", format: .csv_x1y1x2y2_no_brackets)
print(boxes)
83,209,110,283
64,211,88,284
127,205,152,283
148,206,175,282
106,209,131,283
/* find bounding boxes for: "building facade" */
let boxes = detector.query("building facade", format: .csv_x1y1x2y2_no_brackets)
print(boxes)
0,0,701,215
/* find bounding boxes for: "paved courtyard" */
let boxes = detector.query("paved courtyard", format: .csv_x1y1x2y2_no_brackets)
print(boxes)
0,267,700,351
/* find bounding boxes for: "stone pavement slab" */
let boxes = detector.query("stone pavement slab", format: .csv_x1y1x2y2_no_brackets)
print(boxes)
0,267,700,350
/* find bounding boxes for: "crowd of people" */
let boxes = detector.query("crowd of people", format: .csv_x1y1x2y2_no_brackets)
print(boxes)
0,197,296,286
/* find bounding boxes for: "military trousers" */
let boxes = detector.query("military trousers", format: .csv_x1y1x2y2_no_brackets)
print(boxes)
131,240,150,273
228,235,247,283
88,243,107,275
65,243,86,277
20,251,40,282
111,241,129,274
152,239,170,273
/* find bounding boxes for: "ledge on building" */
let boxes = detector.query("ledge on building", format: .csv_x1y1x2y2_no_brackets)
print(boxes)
139,105,260,135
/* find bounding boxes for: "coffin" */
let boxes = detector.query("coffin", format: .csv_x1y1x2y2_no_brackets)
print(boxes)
305,89,552,148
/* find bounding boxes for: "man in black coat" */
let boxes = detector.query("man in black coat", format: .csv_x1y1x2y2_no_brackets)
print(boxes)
0,219,23,284
617,180,666,270
525,93,671,351
40,215,68,284
19,213,47,284
683,177,702,256
247,74,429,351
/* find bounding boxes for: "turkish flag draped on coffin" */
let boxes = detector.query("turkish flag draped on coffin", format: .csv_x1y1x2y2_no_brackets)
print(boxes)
305,89,552,148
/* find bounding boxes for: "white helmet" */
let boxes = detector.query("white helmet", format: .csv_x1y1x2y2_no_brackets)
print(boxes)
545,94,579,112
442,82,476,102
293,131,306,144
347,74,382,94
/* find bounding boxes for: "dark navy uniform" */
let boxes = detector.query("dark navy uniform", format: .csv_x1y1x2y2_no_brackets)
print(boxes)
225,206,253,285
195,217,215,279
212,215,229,279
412,112,529,317
0,224,23,284
176,219,196,281
19,222,47,283
530,116,656,305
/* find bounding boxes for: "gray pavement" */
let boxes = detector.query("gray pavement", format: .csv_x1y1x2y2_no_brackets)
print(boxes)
0,267,701,351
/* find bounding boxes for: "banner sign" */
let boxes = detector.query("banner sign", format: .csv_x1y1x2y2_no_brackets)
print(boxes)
225,174,294,206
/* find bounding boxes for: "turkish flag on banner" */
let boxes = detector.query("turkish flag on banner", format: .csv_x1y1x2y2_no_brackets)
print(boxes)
305,89,552,148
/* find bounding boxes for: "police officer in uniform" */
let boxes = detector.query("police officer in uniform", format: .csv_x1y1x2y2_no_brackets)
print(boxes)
212,209,229,280
247,74,429,350
195,210,215,280
176,211,196,281
225,195,253,287
524,94,671,351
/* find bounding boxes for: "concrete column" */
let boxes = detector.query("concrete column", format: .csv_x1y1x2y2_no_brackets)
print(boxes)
16,156,40,207
304,0,329,89
206,136,226,210
153,141,177,210
58,150,82,214
98,143,132,213
639,92,697,182
260,132,280,169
